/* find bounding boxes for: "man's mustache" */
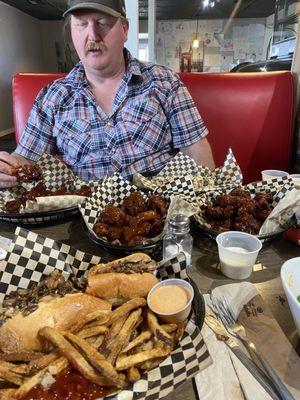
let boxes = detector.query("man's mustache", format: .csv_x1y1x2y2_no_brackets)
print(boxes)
85,41,107,53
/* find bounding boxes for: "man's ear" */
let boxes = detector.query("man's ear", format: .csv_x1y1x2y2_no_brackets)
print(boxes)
122,19,129,41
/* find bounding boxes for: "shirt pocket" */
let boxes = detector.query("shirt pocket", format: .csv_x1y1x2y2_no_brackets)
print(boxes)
121,99,169,153
54,119,92,166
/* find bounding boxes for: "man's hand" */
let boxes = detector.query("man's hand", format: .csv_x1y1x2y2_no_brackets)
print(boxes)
181,138,215,170
0,152,31,188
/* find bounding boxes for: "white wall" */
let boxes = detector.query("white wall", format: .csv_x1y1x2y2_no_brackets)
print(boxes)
40,21,64,73
0,1,45,135
156,17,268,72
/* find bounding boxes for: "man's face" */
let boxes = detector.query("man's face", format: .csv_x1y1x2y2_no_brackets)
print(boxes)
70,10,128,73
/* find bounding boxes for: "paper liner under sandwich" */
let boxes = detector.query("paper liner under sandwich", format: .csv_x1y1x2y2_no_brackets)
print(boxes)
0,227,212,400
0,154,100,214
193,176,296,239
133,148,243,193
79,174,199,248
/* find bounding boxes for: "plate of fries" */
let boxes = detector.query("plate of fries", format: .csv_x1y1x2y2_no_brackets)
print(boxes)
0,228,210,400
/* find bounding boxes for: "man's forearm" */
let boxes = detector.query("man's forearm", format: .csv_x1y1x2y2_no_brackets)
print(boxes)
181,138,215,170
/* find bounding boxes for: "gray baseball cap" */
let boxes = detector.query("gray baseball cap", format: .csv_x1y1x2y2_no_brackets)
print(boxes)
63,0,126,18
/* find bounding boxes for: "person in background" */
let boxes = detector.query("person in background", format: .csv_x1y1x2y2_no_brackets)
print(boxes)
0,0,215,188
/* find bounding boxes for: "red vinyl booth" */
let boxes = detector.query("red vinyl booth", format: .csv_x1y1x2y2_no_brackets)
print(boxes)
12,73,66,144
179,71,295,183
13,71,295,183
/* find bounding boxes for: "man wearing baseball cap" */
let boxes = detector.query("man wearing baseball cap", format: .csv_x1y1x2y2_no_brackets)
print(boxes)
0,0,214,187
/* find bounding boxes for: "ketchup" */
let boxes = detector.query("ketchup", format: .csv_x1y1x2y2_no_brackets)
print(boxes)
21,368,114,400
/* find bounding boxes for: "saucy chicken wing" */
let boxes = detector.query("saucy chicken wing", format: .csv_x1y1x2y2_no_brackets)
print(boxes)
202,187,273,235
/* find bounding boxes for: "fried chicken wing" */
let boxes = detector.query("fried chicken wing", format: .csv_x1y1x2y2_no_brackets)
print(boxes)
234,214,260,234
123,222,152,243
93,222,110,237
100,204,126,227
106,226,123,242
123,191,147,216
93,192,167,245
24,181,49,200
202,187,274,235
256,208,272,222
216,194,238,207
126,236,144,247
5,199,26,214
135,210,157,224
73,185,92,197
211,219,232,232
230,188,251,198
12,164,43,183
204,204,234,221
147,194,167,217
148,218,165,237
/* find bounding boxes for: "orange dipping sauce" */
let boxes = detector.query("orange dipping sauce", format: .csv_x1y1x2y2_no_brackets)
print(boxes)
21,368,115,400
149,285,189,314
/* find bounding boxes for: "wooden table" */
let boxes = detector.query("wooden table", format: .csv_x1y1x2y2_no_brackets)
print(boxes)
0,216,299,400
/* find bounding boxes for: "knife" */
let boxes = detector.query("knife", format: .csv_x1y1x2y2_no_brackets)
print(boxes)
205,314,280,400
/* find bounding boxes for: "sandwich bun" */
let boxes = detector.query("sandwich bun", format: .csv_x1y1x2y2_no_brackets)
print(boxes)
86,253,158,303
86,272,158,304
0,293,111,353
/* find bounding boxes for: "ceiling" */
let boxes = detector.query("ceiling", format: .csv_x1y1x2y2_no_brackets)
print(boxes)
1,0,276,20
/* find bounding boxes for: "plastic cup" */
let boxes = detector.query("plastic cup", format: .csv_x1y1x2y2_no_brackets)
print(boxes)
147,278,194,323
216,231,262,280
289,174,300,189
261,169,289,181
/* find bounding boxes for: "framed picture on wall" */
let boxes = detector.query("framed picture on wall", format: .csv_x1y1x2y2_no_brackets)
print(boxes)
180,52,192,72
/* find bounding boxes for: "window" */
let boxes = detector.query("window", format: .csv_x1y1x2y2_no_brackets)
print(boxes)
139,33,149,61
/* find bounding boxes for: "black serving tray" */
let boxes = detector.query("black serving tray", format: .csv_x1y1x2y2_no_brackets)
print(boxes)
192,216,292,244
81,219,162,259
0,206,80,226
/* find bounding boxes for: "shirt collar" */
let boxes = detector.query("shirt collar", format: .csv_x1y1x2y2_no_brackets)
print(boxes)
65,48,143,90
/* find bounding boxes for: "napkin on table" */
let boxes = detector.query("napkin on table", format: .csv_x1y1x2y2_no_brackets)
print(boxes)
195,282,300,399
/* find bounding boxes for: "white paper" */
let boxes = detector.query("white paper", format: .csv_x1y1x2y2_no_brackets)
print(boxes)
195,284,272,400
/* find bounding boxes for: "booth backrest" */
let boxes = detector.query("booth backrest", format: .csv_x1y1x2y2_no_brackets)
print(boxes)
179,71,295,183
12,73,66,144
13,71,295,183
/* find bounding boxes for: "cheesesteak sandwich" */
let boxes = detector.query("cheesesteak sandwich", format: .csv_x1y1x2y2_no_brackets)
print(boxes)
0,271,111,353
86,253,159,304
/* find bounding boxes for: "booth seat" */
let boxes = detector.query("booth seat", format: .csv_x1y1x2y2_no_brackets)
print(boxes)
12,73,66,145
13,71,295,183
179,71,295,183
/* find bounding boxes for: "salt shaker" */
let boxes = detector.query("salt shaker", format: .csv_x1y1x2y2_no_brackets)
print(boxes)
163,214,193,268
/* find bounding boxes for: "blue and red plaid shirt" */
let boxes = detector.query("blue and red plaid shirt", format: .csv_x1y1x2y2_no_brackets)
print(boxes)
16,50,208,180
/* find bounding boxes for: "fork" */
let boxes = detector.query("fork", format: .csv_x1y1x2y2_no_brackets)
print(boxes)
212,296,295,400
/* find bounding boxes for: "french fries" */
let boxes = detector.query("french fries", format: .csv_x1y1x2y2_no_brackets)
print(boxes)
147,311,173,347
0,297,186,398
116,346,172,370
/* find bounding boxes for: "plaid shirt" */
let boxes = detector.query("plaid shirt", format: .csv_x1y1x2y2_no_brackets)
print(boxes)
16,50,208,180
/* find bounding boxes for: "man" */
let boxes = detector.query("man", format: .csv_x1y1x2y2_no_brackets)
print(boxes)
0,0,215,188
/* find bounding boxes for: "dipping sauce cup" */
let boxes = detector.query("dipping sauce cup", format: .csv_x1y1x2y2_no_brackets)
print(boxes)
216,231,262,280
147,278,194,323
261,169,289,181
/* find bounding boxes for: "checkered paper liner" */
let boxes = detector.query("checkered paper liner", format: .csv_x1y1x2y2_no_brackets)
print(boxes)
0,154,101,216
194,175,296,238
79,173,197,248
0,227,212,400
133,148,243,194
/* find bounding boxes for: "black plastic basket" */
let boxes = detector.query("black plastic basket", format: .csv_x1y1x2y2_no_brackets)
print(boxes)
192,216,288,244
0,206,80,226
81,220,162,259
